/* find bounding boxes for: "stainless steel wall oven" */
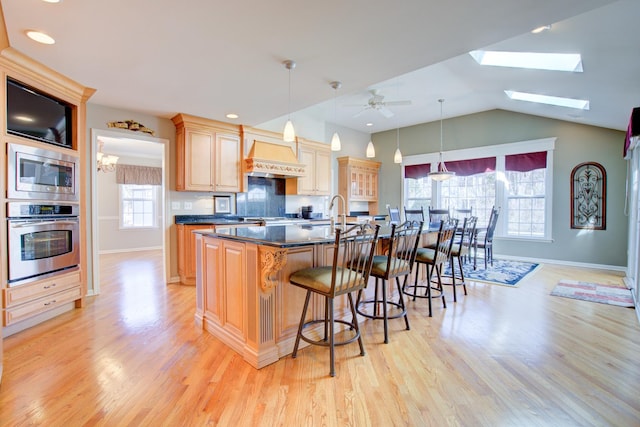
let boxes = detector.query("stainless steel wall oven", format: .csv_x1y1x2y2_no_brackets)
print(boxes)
7,202,80,285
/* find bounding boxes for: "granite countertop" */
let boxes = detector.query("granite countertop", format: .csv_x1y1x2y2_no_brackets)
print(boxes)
195,222,442,248
174,215,256,225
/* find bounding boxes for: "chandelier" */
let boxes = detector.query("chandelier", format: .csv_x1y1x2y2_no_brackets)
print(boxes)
97,141,119,172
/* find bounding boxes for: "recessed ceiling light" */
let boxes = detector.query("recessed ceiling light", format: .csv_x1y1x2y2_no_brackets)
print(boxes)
469,50,583,72
531,25,551,34
505,90,590,110
226,113,239,119
366,122,373,127
42,0,62,3
26,30,55,45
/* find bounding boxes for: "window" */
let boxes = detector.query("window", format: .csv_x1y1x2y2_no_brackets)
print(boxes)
120,184,158,228
506,169,546,237
402,138,555,240
440,172,496,226
404,164,432,210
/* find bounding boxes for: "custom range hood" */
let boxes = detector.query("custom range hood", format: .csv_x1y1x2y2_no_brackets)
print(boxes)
243,126,307,178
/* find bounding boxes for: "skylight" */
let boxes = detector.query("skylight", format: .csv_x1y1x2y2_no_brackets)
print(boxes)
469,50,583,72
505,90,590,110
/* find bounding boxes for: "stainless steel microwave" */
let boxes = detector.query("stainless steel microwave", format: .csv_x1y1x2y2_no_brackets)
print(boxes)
7,143,79,202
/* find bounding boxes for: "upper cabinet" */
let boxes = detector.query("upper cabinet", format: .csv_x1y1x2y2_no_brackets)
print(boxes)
337,156,381,214
172,114,241,192
287,138,331,196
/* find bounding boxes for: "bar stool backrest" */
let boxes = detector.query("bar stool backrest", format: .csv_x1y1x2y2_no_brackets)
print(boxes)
331,223,380,297
383,221,424,280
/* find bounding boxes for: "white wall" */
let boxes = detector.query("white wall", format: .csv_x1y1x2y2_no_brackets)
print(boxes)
97,154,163,253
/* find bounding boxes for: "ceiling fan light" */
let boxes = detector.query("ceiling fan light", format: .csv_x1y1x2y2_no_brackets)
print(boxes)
394,147,402,163
366,141,375,158
331,132,341,151
283,119,296,142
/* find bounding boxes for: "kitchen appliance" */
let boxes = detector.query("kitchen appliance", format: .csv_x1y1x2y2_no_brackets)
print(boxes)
301,205,313,219
7,143,79,201
7,202,80,285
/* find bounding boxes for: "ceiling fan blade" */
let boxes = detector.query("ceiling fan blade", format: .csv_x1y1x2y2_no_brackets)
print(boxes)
378,107,395,118
385,100,412,106
353,108,370,118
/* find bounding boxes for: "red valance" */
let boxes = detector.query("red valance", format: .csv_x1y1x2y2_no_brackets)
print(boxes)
505,151,547,172
445,157,496,176
405,163,430,179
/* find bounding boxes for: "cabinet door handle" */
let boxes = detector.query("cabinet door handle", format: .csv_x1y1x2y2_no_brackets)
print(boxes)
44,300,57,306
44,283,57,289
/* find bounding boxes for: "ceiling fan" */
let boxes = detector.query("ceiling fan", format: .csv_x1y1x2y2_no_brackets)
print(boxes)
346,89,412,118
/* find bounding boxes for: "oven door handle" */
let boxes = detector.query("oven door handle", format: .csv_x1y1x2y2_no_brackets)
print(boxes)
9,219,79,228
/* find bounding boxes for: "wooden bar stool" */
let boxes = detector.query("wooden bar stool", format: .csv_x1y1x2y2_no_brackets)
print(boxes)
355,221,423,343
290,223,380,377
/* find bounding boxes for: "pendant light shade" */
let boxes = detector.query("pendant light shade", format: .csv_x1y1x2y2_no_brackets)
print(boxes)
331,132,341,151
330,81,342,151
283,60,296,142
429,99,455,181
283,120,295,142
393,127,402,163
366,140,375,158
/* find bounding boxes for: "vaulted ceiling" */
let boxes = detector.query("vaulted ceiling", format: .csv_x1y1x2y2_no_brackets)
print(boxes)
2,0,637,136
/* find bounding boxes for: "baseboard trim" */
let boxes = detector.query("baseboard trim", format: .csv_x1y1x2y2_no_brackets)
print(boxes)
99,246,162,255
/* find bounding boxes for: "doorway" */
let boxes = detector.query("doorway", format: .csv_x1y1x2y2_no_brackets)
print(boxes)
90,128,170,295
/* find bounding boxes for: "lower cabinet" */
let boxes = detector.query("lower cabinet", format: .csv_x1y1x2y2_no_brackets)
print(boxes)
3,270,82,326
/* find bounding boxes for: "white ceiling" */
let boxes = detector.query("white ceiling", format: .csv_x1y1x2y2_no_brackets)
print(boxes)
2,0,638,138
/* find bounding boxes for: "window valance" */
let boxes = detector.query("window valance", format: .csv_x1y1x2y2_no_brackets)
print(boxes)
445,157,496,176
116,164,162,185
405,163,431,179
505,151,547,172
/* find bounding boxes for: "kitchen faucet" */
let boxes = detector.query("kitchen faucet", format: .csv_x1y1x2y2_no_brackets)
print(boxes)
329,194,347,231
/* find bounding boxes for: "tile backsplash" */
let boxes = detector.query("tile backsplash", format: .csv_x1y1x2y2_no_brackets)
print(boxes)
236,176,285,217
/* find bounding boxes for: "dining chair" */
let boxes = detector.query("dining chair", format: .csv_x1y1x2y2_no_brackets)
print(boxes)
444,216,477,302
388,206,401,225
356,221,423,343
404,206,425,225
403,219,457,317
290,223,380,377
428,206,450,223
475,207,500,269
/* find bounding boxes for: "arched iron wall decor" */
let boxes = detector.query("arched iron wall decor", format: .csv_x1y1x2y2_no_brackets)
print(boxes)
571,162,606,230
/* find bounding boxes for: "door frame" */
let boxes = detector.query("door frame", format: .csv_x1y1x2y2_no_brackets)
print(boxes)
90,128,170,295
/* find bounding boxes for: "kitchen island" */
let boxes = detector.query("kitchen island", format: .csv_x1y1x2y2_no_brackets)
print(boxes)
193,224,353,369
193,222,438,369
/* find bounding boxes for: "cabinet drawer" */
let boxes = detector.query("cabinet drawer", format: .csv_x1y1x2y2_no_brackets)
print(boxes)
4,271,81,308
4,286,82,326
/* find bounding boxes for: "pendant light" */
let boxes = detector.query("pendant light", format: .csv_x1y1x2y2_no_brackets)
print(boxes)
366,135,376,158
330,81,342,151
429,99,455,181
282,60,296,142
393,127,402,163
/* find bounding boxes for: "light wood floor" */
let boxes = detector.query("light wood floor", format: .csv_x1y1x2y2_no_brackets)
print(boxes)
1,250,639,426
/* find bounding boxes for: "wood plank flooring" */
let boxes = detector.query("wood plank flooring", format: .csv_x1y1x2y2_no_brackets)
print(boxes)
1,250,639,426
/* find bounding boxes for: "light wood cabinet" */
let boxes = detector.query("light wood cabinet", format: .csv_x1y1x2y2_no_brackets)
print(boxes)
337,156,381,214
172,113,242,192
286,138,331,196
3,270,82,326
177,224,213,286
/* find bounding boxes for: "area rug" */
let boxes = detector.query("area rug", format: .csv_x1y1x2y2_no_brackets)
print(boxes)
550,280,635,307
443,258,540,287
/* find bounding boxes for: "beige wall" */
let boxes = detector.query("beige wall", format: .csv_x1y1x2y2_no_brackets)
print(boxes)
372,109,627,267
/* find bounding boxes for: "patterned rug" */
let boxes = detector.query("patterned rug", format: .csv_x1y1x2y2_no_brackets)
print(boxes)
444,258,540,287
550,280,635,307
